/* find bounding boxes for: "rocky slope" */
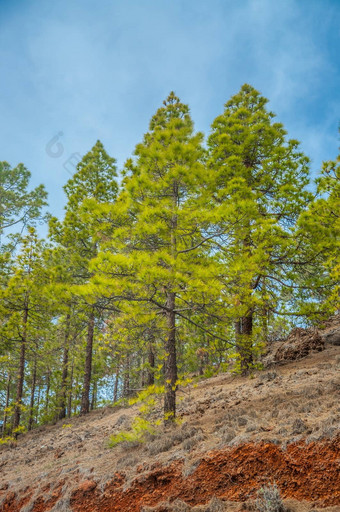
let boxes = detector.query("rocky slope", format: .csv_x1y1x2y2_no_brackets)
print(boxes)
0,319,339,512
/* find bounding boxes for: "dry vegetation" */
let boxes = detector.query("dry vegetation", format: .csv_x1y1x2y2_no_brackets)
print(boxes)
0,322,340,512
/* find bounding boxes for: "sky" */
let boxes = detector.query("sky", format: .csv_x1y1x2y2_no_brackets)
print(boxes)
0,0,339,226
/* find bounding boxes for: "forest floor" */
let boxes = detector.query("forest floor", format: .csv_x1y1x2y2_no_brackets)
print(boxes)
0,319,340,512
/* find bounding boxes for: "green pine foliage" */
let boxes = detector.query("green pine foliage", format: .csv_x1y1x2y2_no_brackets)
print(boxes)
207,84,313,372
0,86,338,436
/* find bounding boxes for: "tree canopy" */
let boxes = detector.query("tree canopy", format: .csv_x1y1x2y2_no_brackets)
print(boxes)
0,86,338,436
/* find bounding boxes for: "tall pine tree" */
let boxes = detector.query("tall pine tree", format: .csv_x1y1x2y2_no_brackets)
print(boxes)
49,141,118,415
208,84,312,371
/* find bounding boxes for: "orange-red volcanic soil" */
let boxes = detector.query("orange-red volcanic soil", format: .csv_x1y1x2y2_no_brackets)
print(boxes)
2,437,339,511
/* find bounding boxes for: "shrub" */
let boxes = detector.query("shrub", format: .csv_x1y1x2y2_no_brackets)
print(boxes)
109,416,156,448
146,435,174,455
256,483,286,512
203,497,226,511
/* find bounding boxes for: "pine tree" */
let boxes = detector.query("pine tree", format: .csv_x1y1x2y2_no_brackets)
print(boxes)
49,140,118,415
1,228,51,432
298,143,340,315
92,93,219,422
0,161,47,245
207,84,312,371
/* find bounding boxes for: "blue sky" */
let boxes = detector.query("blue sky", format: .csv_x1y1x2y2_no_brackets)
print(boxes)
0,0,339,224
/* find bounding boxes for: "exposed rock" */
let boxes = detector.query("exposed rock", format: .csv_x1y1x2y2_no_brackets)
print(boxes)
76,479,97,493
292,419,308,435
321,326,340,346
271,328,324,363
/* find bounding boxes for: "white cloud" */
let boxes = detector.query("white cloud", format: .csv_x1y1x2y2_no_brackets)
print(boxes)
0,0,339,217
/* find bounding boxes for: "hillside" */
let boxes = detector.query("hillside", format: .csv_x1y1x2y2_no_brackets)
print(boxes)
1,321,340,512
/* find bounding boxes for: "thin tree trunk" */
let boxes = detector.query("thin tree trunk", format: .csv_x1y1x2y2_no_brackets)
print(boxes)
36,383,41,425
238,234,254,373
235,317,242,360
240,311,253,374
235,319,242,337
164,180,178,425
164,291,177,424
2,373,11,437
146,342,155,386
113,364,120,403
261,307,269,343
68,361,74,418
197,348,208,376
80,309,95,415
123,354,130,398
13,304,28,432
28,357,37,431
74,391,79,415
90,381,97,410
58,314,70,420
140,354,145,388
45,369,51,415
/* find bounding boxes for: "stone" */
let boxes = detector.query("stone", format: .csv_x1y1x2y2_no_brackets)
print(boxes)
77,480,97,493
292,418,308,435
321,327,340,346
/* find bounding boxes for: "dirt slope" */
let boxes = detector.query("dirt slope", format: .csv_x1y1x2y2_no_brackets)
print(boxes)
0,323,340,512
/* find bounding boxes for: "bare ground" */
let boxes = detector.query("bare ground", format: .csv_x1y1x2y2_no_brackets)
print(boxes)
0,323,339,512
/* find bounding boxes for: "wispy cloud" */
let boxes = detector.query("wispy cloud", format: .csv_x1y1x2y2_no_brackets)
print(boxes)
0,0,339,219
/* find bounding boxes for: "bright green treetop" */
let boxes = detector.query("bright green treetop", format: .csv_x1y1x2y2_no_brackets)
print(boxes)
0,161,47,241
207,84,313,330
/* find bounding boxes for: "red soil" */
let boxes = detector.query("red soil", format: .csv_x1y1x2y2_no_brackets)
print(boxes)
2,437,339,511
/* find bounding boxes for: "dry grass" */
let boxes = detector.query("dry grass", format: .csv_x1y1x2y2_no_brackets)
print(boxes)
47,497,72,512
145,425,202,456
255,483,287,512
141,496,227,511
0,339,339,511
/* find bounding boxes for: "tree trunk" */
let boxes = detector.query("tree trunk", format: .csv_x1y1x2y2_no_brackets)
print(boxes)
113,364,120,403
58,314,71,420
68,361,74,418
164,291,177,424
146,342,155,386
13,305,28,432
2,373,11,437
80,309,95,415
90,381,97,410
140,354,145,388
235,319,242,338
123,354,130,398
235,311,253,374
58,346,69,420
235,318,243,368
242,312,253,336
36,383,41,425
28,357,37,431
45,369,51,415
197,348,209,376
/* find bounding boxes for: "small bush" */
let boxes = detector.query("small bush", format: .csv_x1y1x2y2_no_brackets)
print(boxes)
116,453,139,470
291,418,307,435
109,416,156,448
0,436,15,446
203,497,226,511
172,425,200,443
237,416,248,427
219,427,236,444
256,483,286,512
146,436,174,455
171,500,191,512
182,436,198,452
146,424,202,455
